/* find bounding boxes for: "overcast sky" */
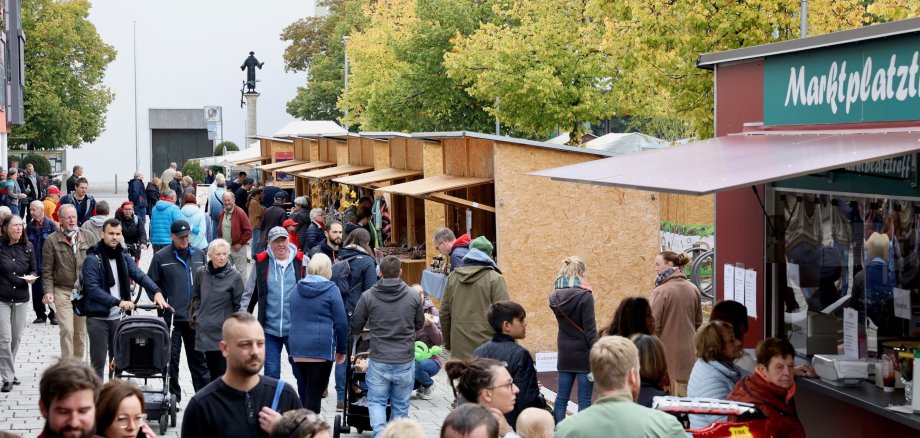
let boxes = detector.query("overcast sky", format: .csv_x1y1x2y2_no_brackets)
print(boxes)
67,0,317,184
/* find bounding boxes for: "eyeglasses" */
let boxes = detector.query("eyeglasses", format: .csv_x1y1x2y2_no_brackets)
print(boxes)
488,380,515,391
115,414,147,428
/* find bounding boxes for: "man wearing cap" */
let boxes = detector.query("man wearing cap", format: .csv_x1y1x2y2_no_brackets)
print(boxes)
43,185,63,224
218,191,253,282
283,219,299,248
259,191,289,251
241,226,307,398
147,219,210,401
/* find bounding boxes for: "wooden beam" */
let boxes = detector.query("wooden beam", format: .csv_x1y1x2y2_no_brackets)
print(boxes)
406,196,416,247
427,192,496,213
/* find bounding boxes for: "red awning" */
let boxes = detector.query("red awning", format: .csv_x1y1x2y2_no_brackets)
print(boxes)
531,127,920,195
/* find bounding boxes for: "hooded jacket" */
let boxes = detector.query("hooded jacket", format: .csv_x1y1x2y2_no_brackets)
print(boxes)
180,203,209,250
0,237,36,303
727,371,805,438
191,262,244,352
243,244,304,337
289,275,348,361
449,234,471,271
440,248,509,360
309,238,338,261
334,245,378,317
687,358,750,428
549,286,598,372
651,270,702,383
146,244,206,321
150,199,184,245
350,277,424,364
80,215,108,244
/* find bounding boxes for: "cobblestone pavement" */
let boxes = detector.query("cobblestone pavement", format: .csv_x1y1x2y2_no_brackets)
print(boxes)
0,192,463,437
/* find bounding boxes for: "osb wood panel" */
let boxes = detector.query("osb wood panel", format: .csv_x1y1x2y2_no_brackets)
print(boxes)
659,192,714,226
406,140,424,171
374,142,391,170
293,138,305,161
336,143,350,166
260,139,271,157
423,141,446,262
468,138,495,179
423,141,444,177
443,138,469,177
390,138,407,169
361,139,376,167
493,143,660,354
347,138,361,165
309,139,319,162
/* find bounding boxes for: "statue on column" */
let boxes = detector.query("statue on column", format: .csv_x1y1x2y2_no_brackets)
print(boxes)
241,51,264,93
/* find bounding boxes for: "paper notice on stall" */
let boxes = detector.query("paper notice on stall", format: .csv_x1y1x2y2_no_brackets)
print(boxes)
786,263,800,288
894,288,912,320
723,265,735,301
843,308,859,359
744,269,757,318
734,266,745,304
535,352,558,373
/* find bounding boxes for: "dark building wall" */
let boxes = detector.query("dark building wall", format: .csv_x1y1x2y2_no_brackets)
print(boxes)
151,129,211,175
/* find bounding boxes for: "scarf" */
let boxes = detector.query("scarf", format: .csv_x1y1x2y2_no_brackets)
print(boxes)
99,242,130,300
554,275,593,292
207,260,229,275
754,367,797,404
655,267,677,286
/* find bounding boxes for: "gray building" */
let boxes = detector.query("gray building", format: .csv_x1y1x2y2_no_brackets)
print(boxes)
149,108,216,175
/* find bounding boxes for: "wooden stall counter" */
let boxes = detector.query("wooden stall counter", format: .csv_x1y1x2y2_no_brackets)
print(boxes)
400,259,426,287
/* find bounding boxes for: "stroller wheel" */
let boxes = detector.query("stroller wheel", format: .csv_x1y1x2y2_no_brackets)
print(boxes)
159,413,168,435
333,414,342,438
170,394,178,426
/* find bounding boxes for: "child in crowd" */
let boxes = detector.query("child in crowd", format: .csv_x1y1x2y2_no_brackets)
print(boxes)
412,284,443,400
517,407,555,438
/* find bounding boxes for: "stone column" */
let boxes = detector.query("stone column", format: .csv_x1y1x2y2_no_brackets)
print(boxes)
244,92,260,139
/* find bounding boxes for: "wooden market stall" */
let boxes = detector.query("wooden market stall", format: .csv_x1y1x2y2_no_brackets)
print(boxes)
248,135,296,189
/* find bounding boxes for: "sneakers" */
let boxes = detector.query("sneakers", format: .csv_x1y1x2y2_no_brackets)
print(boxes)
416,385,433,400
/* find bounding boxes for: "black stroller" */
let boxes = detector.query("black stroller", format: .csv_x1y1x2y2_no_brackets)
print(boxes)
333,331,391,437
113,304,177,435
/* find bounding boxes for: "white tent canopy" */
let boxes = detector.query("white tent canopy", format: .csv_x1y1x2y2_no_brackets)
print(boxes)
197,141,260,167
584,132,668,154
274,120,347,138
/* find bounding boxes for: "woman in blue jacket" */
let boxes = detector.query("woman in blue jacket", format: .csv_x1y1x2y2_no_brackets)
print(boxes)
289,252,348,412
687,320,748,429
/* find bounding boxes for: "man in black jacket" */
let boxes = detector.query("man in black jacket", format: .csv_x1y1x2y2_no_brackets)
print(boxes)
473,301,545,430
309,221,342,260
258,191,288,252
66,165,83,194
234,178,253,212
82,218,161,378
147,220,210,401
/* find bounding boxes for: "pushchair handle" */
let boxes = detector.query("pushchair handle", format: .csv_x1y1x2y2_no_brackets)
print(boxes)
135,304,159,311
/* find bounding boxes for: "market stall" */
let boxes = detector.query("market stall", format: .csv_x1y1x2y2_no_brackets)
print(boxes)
535,17,920,435
247,135,296,189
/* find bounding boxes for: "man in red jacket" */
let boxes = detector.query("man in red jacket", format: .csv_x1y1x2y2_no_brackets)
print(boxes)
218,191,253,283
727,337,805,438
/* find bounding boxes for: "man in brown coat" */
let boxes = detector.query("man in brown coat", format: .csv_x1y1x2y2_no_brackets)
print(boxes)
440,237,509,360
42,204,98,359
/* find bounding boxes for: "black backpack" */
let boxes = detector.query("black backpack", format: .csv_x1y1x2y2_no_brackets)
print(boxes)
332,256,359,299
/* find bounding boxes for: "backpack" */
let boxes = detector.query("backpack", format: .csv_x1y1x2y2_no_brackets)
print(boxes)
331,256,359,299
72,253,112,318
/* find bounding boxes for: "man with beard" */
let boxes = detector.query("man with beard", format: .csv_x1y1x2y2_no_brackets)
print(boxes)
308,220,342,261
181,312,301,438
82,219,161,378
38,359,102,438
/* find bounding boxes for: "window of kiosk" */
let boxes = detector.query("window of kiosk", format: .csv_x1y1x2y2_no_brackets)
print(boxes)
772,190,920,359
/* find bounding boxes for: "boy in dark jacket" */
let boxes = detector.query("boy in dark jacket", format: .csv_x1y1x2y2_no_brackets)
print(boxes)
473,301,546,430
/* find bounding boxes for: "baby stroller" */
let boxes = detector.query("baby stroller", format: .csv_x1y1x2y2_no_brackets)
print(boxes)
653,396,771,438
113,304,177,435
333,331,391,438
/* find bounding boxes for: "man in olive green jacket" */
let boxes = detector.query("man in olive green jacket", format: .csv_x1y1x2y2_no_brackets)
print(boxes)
440,238,509,360
556,336,686,438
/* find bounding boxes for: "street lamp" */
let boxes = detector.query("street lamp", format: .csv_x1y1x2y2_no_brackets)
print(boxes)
343,35,350,131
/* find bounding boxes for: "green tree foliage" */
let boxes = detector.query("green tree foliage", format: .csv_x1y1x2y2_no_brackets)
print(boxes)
214,141,239,156
445,0,617,143
14,0,116,149
183,160,204,184
19,154,52,176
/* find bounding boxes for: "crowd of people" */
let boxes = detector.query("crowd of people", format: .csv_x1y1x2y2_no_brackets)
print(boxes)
0,162,814,438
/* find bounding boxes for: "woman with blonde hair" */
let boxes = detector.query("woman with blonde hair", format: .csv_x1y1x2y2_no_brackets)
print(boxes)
548,255,597,422
191,238,244,380
289,253,348,411
650,250,702,387
686,320,747,428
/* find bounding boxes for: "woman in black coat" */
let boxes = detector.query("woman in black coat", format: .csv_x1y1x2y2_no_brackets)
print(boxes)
0,214,37,392
548,255,597,423
145,177,161,219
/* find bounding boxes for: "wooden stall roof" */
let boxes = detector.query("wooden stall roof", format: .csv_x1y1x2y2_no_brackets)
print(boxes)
297,163,373,179
332,168,422,187
229,156,270,165
246,135,294,144
254,160,307,171
376,174,495,212
411,131,618,157
276,161,336,173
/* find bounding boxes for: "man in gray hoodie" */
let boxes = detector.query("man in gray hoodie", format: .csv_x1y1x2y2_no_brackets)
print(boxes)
80,200,110,244
350,255,424,438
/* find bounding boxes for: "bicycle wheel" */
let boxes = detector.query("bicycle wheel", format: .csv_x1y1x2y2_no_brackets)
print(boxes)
131,281,143,304
690,249,715,300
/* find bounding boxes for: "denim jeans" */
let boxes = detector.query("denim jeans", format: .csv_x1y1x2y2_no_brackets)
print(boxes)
264,332,306,403
251,229,262,258
553,371,593,423
366,358,414,438
135,207,147,226
414,359,440,388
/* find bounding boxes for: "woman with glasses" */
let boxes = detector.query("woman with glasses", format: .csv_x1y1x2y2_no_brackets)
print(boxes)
445,357,519,437
96,379,158,438
270,409,330,438
0,214,36,392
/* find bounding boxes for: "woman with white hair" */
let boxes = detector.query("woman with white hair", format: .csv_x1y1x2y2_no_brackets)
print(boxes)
190,238,244,380
289,253,348,412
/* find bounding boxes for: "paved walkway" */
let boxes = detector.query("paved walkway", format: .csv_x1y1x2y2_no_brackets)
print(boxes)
0,193,461,437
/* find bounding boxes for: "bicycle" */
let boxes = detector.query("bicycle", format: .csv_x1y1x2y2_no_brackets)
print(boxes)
126,243,145,303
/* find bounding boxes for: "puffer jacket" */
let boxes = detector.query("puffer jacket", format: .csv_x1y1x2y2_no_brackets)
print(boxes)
334,245,378,317
473,334,546,428
191,262,244,352
687,358,750,428
440,248,510,360
289,274,348,361
303,221,325,253
180,203,209,250
242,243,304,337
0,238,36,303
150,199,184,245
81,243,160,316
549,286,598,373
